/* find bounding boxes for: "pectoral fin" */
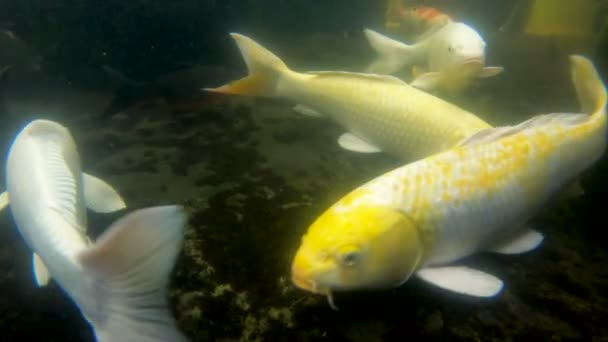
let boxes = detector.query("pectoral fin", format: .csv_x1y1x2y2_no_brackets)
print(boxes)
0,191,8,211
83,173,127,213
478,66,504,78
487,228,544,255
338,133,382,153
293,104,324,118
410,72,442,91
416,266,503,297
33,253,51,287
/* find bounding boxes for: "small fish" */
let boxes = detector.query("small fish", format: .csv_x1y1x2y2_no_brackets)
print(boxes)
205,33,492,162
364,21,504,94
0,119,189,341
0,29,43,74
291,55,606,309
401,7,452,35
385,0,452,41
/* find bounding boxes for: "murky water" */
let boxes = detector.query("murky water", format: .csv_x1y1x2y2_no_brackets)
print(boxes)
0,1,607,341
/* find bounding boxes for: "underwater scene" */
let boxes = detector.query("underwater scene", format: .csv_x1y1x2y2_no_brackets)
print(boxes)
0,0,608,341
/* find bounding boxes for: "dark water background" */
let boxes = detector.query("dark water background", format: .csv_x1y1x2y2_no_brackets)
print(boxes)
0,1,607,341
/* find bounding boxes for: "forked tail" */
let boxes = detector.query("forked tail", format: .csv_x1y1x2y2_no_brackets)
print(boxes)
569,55,607,120
78,205,189,342
363,28,416,75
204,33,290,97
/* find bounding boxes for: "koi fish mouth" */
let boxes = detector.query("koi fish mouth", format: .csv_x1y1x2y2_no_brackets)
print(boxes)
462,57,483,66
291,275,340,310
291,274,317,292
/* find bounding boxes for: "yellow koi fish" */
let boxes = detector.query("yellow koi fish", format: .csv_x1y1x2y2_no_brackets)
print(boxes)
205,33,492,162
291,55,606,309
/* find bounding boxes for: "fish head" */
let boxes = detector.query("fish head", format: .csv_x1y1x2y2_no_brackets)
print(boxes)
20,119,80,169
439,23,486,70
291,189,423,301
24,119,72,139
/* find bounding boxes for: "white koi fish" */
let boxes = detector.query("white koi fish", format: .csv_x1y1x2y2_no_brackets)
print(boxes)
364,22,504,94
0,119,189,341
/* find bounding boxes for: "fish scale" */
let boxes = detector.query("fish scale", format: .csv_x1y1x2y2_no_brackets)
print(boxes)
41,141,82,229
281,71,489,160
358,106,605,265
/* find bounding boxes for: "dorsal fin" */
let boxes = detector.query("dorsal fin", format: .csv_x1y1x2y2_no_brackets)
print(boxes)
515,113,589,128
306,70,407,85
459,56,607,148
456,126,520,147
457,113,589,147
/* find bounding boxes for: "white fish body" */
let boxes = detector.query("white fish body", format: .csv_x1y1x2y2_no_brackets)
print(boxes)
364,22,504,93
206,33,492,162
0,119,189,341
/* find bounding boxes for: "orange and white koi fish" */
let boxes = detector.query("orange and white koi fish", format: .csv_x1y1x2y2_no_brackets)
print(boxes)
364,21,504,94
385,0,452,40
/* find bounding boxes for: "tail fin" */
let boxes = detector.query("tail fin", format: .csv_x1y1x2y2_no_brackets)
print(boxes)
569,55,607,118
363,29,415,75
204,33,289,97
78,205,189,342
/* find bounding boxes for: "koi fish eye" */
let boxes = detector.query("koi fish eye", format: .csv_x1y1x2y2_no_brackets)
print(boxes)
339,250,361,267
337,244,362,267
